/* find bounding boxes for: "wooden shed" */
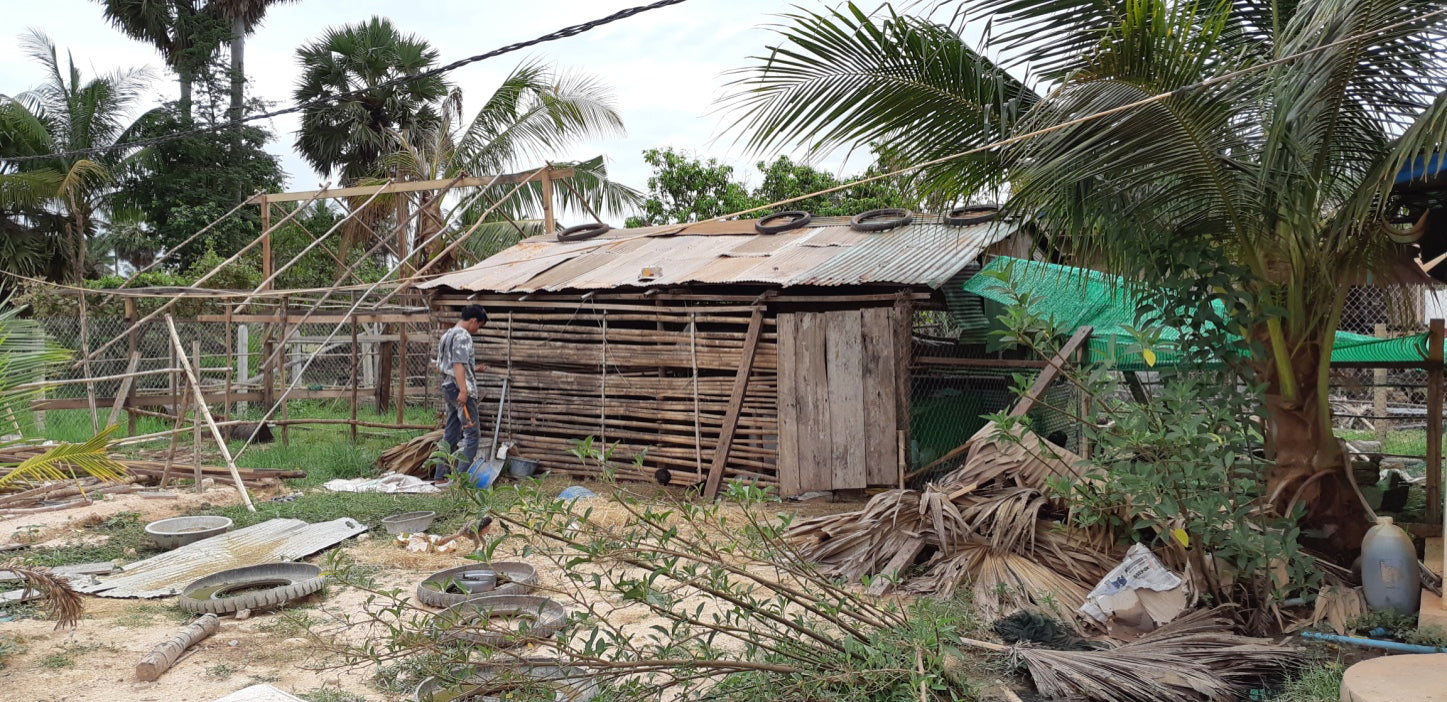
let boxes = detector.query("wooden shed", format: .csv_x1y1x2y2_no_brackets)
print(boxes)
419,213,1024,496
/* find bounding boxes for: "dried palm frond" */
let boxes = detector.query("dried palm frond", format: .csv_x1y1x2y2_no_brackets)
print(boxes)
786,488,972,582
0,561,82,629
956,487,1049,554
378,429,443,478
1006,608,1305,702
907,542,1095,622
935,422,1085,494
1301,585,1366,635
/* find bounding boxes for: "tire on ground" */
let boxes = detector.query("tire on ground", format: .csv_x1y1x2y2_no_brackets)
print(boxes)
415,562,538,608
434,595,568,648
178,563,325,615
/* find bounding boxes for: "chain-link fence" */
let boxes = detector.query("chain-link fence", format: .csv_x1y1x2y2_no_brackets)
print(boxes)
26,313,442,443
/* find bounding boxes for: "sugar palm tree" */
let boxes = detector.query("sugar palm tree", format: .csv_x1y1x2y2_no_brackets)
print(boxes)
97,0,221,123
293,16,450,184
727,1,1447,555
378,60,641,268
1,31,152,283
209,0,299,122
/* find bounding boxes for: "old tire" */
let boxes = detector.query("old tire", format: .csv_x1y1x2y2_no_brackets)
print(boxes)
556,222,609,242
944,204,999,226
434,595,568,648
416,562,537,608
849,208,913,232
414,660,598,702
179,563,324,615
755,210,812,234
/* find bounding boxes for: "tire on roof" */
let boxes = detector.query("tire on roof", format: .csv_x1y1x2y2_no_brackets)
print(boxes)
755,210,812,234
849,208,914,232
556,222,610,242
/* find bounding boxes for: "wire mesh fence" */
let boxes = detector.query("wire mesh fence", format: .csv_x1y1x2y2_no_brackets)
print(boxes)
25,313,443,444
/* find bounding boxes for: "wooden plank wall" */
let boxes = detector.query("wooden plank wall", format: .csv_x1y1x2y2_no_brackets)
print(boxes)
433,295,778,487
776,307,903,494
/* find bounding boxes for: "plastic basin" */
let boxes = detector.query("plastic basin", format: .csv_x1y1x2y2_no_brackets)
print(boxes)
382,511,437,535
506,457,540,479
145,516,233,550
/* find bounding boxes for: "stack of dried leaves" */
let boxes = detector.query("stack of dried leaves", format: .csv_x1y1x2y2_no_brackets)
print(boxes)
377,429,442,477
787,422,1109,617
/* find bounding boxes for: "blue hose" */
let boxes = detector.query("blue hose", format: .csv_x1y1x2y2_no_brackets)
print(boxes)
1300,630,1447,654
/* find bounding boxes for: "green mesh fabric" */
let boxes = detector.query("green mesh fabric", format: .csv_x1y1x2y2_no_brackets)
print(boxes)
961,257,1432,369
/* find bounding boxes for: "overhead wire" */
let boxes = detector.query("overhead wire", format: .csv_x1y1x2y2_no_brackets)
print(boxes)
0,0,690,165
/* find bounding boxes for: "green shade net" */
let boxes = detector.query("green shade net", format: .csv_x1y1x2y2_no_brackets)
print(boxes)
961,257,1431,370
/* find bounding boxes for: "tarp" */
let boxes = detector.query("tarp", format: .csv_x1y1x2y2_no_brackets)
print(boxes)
961,257,1432,369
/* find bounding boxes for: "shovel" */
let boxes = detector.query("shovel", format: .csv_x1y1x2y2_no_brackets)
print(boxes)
466,378,509,488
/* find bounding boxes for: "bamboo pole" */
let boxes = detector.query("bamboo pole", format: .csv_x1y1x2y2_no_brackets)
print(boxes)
124,298,139,435
1374,323,1389,443
192,340,203,493
260,198,272,290
158,381,192,489
163,315,254,511
280,297,289,447
223,308,233,422
350,315,359,443
690,312,702,477
397,323,409,427
78,291,99,433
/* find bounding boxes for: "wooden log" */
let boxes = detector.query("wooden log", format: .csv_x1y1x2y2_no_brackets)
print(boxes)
106,349,143,430
135,614,220,682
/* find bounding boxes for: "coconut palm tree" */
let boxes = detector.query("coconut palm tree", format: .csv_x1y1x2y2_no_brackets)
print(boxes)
378,60,641,268
727,1,1447,555
0,31,152,283
293,16,450,184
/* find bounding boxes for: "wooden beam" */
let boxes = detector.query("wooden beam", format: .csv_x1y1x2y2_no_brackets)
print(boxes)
250,170,575,204
1008,326,1093,419
1428,318,1443,526
704,308,765,500
163,315,255,511
106,349,142,429
196,313,421,324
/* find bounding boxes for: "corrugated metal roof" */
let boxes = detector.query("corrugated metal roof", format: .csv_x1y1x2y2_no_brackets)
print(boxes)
76,518,367,599
421,214,1013,293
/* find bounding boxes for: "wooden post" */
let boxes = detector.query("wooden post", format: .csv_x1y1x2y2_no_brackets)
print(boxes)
892,293,914,465
1428,318,1443,526
77,291,99,433
164,315,255,511
158,378,192,489
397,324,409,427
541,169,556,234
191,340,203,494
350,315,359,443
279,297,289,447
690,313,702,477
237,323,249,415
124,298,139,435
223,309,233,423
703,308,765,500
1374,323,1389,443
259,198,271,290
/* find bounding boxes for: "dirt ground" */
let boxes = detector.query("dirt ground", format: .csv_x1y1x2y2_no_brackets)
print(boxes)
0,482,864,702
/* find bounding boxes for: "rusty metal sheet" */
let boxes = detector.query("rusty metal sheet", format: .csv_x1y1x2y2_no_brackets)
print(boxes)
424,214,1016,293
75,518,366,599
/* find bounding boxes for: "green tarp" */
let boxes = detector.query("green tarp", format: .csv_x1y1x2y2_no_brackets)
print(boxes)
961,257,1432,369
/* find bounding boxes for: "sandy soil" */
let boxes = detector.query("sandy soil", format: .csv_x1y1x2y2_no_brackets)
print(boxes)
0,480,867,702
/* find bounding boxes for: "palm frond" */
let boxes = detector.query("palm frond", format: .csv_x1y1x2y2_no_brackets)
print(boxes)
0,561,83,629
0,425,129,488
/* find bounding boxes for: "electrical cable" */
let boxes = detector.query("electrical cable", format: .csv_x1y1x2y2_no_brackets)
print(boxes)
0,0,690,164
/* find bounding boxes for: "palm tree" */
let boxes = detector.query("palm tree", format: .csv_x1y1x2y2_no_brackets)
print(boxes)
293,16,450,183
96,0,222,123
208,0,299,123
1,31,152,283
378,60,641,268
727,1,1447,555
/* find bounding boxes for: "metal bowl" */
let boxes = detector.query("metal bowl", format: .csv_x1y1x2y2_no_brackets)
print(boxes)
382,511,437,535
144,516,233,550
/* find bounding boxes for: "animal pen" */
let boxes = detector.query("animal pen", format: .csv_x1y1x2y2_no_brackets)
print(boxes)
17,168,577,494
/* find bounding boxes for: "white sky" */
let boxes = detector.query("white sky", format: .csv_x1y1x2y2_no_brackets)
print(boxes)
0,0,865,222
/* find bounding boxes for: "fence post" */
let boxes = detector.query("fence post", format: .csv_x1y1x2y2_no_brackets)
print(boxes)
125,298,138,435
237,323,249,415
1428,318,1443,527
350,315,359,443
1374,323,1389,444
280,296,289,447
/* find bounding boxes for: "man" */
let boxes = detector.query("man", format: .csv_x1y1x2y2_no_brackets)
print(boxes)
434,305,488,484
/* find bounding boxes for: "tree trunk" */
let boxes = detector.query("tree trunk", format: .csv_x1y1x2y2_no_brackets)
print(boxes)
179,71,194,125
1262,341,1369,561
229,17,245,125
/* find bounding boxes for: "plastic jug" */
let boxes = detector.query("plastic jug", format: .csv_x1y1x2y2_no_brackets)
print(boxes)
1361,517,1421,614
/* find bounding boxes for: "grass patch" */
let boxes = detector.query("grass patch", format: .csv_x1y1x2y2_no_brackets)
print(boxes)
0,636,25,670
22,509,163,568
1273,661,1344,702
255,611,315,638
205,663,236,680
200,489,479,535
38,642,107,670
1338,429,1431,461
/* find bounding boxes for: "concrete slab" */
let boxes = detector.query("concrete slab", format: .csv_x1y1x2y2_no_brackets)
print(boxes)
1340,653,1447,702
1421,590,1447,632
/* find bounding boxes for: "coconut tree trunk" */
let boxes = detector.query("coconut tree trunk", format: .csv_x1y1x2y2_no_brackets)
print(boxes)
229,16,245,125
179,70,194,124
1262,341,1370,559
